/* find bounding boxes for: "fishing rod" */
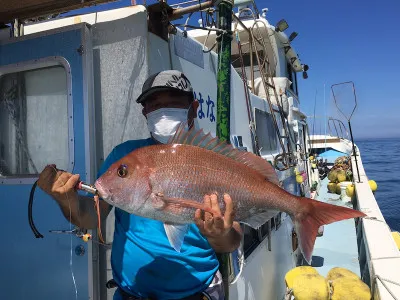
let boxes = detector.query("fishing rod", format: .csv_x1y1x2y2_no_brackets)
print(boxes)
312,89,317,138
28,172,98,240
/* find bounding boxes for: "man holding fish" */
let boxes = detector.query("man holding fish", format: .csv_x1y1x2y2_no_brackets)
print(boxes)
38,70,243,300
38,70,366,300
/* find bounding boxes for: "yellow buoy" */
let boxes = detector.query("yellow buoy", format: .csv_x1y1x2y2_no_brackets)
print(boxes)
328,170,338,182
337,170,347,182
335,183,342,195
296,175,304,183
330,277,371,300
326,267,360,281
328,182,337,193
292,274,330,300
285,266,319,289
368,180,378,192
346,184,355,198
392,232,400,250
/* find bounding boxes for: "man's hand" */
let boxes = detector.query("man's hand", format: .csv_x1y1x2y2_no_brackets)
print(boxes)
37,164,110,229
194,193,242,253
37,164,80,203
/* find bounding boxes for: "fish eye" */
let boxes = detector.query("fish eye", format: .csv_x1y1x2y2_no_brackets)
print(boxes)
117,164,128,178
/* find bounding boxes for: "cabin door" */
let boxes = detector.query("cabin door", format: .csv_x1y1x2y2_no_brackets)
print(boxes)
0,24,96,299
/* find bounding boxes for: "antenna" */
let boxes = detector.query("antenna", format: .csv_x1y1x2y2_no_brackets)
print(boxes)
331,81,361,183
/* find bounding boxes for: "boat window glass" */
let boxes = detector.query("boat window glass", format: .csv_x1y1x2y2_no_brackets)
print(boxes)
242,225,259,258
287,63,298,95
275,212,282,229
254,108,278,155
298,125,306,154
0,65,69,176
297,125,303,146
259,220,270,240
302,124,308,150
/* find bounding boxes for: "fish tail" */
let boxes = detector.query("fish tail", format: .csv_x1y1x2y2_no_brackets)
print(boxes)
293,197,366,264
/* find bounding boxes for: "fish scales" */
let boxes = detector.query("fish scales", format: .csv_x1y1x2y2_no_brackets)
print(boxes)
139,144,294,220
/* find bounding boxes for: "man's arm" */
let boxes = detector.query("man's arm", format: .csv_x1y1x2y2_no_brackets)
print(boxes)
194,193,243,253
37,165,111,229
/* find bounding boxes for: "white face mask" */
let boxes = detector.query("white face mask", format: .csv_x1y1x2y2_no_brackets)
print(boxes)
146,108,189,144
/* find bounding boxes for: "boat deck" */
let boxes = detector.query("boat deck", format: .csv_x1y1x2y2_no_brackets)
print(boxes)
309,150,361,277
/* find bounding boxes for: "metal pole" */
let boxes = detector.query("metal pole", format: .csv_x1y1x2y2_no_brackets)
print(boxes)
348,121,361,183
215,0,233,298
216,0,233,142
169,0,213,20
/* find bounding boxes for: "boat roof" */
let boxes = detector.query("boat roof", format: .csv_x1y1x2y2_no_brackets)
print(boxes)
0,0,116,24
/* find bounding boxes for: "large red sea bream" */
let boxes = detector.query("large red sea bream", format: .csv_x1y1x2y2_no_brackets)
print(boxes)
95,124,366,263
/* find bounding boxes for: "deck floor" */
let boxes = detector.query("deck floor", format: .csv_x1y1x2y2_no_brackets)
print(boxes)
310,152,361,277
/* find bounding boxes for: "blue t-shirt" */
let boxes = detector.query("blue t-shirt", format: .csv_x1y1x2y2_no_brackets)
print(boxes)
97,138,220,300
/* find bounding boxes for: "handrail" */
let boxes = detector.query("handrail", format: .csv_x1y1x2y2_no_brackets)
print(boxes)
352,148,400,299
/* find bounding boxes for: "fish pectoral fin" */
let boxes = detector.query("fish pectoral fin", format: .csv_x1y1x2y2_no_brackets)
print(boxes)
164,223,190,252
241,210,280,229
157,195,217,215
151,193,167,210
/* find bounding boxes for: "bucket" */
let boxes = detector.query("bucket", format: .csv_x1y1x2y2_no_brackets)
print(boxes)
339,181,352,201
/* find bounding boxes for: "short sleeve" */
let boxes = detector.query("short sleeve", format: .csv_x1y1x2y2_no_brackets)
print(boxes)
97,147,118,179
96,139,154,180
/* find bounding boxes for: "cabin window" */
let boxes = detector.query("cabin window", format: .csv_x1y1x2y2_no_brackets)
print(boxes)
259,220,271,240
242,225,260,258
254,108,278,155
287,63,298,95
0,65,69,177
298,125,305,155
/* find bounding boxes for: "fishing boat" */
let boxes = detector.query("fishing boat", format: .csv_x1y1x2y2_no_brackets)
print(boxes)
0,0,399,299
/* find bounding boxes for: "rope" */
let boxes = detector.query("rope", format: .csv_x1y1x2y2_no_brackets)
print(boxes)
372,257,400,261
362,216,395,233
373,275,400,300
28,180,44,238
64,184,78,300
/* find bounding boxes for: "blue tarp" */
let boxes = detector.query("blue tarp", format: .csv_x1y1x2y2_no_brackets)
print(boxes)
318,149,348,163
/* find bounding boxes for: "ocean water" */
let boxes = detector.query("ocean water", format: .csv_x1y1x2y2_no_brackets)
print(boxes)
355,138,400,232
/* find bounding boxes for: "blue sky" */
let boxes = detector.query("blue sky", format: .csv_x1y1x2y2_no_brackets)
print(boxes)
67,0,400,139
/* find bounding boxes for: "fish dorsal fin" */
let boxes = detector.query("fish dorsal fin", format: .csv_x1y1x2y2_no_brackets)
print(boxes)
169,123,279,185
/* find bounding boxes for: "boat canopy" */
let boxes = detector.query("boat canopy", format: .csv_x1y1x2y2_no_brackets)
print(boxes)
0,0,117,24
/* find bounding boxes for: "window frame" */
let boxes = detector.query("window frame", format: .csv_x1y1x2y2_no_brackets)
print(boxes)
0,56,74,185
254,107,279,156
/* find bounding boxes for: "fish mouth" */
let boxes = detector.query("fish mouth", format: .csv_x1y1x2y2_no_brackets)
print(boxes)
94,181,112,203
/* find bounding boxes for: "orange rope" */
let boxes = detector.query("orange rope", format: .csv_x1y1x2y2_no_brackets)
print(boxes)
94,195,105,244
